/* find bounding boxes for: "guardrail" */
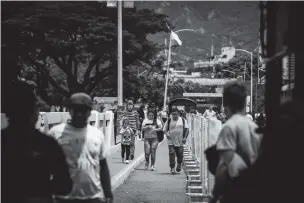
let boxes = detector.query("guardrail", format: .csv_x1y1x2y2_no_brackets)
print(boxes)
185,114,222,200
1,111,116,151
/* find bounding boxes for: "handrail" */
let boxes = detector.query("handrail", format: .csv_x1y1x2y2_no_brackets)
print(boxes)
186,114,223,197
1,111,116,151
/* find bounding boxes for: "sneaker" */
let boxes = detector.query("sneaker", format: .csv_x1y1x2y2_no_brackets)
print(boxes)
171,168,176,175
145,163,149,170
125,160,129,164
176,164,181,172
151,165,156,171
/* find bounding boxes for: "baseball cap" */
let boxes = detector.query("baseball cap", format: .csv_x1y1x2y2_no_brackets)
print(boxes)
68,93,93,109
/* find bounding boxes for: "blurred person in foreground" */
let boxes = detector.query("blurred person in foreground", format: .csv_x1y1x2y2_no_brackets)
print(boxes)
48,93,113,203
2,81,72,203
219,87,304,202
209,81,262,203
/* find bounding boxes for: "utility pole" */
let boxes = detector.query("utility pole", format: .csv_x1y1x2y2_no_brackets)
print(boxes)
117,0,123,106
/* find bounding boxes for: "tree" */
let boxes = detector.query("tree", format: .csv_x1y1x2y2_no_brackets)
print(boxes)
2,1,171,103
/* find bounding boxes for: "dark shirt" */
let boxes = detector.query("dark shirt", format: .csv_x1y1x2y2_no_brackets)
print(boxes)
2,128,72,202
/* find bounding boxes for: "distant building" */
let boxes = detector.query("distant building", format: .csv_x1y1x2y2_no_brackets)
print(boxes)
194,46,236,68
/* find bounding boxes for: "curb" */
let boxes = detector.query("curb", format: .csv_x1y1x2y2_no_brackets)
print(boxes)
111,137,166,191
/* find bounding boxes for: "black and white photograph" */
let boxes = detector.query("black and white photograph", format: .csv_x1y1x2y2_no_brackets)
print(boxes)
2,1,303,203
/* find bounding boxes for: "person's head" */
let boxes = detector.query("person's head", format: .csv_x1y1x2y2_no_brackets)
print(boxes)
147,110,155,120
67,93,92,128
126,100,134,111
223,81,247,118
122,117,129,128
3,81,38,128
209,105,213,111
171,108,180,121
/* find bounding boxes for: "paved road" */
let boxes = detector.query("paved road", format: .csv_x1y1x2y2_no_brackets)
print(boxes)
114,139,187,203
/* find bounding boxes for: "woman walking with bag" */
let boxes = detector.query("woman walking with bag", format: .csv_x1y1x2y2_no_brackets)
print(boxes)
142,110,163,171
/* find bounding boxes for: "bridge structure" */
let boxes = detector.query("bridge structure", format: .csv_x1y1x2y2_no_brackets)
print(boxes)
1,111,221,203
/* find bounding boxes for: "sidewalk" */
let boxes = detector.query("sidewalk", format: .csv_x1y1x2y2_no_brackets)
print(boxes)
107,139,145,178
113,139,188,203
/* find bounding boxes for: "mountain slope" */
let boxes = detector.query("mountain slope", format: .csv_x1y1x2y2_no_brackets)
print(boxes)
136,1,260,68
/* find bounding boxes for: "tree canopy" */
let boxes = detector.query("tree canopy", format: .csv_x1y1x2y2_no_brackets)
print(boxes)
2,1,171,104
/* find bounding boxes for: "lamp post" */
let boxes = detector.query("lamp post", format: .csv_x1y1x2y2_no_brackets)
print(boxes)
107,1,134,107
163,28,204,111
235,49,253,113
254,46,260,113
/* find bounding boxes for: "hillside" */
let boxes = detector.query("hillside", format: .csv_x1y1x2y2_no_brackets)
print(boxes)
137,1,260,69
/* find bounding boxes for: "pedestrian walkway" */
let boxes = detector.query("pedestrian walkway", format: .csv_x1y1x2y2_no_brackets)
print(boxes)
113,139,188,203
108,139,145,178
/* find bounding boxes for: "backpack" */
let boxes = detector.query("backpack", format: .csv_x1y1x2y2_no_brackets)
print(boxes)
167,117,187,138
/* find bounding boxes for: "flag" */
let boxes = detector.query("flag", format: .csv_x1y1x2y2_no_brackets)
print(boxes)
107,1,117,7
171,31,182,46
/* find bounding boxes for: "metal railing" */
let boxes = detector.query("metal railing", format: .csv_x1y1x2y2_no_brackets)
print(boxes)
186,114,223,196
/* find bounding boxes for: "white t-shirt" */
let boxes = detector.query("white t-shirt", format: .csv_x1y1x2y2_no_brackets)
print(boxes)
216,113,262,177
203,110,216,119
163,117,189,146
48,123,107,199
246,114,253,121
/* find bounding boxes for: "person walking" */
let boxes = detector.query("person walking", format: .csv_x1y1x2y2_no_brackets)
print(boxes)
209,81,262,203
2,81,72,203
137,105,145,140
120,100,140,160
141,110,163,171
203,105,216,119
48,93,113,203
163,108,189,174
119,117,134,164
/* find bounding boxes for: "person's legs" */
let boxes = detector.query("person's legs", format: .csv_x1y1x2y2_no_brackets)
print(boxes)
125,145,130,161
121,144,126,162
130,143,135,160
150,138,159,170
144,138,152,169
174,146,184,172
168,145,176,174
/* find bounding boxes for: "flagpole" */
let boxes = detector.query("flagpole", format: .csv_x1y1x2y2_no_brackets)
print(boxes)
163,34,172,111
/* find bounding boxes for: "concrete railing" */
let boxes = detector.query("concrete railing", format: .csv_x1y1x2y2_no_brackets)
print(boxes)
186,114,222,197
1,111,116,151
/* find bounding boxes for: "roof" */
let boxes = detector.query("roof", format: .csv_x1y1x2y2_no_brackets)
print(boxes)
168,98,197,105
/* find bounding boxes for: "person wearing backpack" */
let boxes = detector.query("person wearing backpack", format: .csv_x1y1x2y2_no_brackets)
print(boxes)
163,108,189,174
209,81,262,203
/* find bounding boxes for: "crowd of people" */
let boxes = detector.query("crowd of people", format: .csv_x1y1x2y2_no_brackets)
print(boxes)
3,80,271,203
117,100,190,174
